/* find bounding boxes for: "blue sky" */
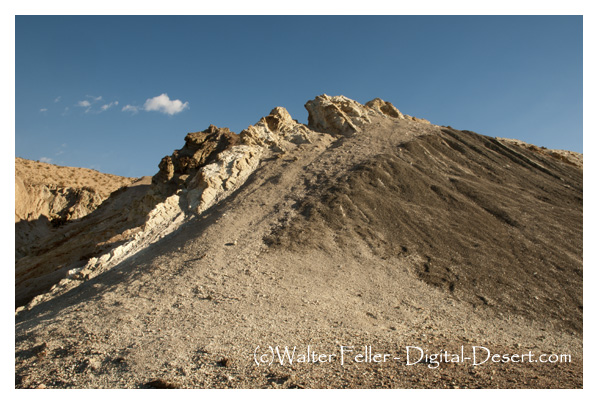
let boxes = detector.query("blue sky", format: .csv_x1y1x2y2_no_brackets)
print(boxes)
15,15,582,178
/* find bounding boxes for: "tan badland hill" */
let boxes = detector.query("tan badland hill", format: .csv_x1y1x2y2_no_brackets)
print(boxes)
15,157,136,223
15,95,582,388
15,158,138,263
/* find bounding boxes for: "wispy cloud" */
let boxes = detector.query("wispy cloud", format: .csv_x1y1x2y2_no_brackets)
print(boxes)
40,157,53,164
40,108,48,112
77,100,91,113
66,93,188,116
100,101,119,111
55,143,67,156
122,104,140,114
54,96,61,103
143,93,189,115
76,96,110,113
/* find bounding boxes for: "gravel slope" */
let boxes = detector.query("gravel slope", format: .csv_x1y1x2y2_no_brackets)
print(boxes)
15,106,582,389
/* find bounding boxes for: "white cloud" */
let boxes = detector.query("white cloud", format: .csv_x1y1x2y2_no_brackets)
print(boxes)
76,96,105,113
143,93,189,115
122,104,139,114
40,157,53,164
54,96,61,103
40,108,47,112
100,101,119,111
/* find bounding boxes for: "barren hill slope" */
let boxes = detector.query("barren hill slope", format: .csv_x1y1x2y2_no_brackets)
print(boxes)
15,158,137,262
15,157,136,223
15,96,582,388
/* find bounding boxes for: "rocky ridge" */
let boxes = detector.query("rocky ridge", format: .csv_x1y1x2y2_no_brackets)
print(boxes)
15,94,582,312
15,94,583,388
15,94,420,310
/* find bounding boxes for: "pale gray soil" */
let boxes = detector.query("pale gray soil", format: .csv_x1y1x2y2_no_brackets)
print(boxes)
15,116,582,388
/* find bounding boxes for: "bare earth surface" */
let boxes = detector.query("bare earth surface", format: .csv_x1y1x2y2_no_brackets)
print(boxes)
15,157,136,223
15,158,137,266
15,96,582,389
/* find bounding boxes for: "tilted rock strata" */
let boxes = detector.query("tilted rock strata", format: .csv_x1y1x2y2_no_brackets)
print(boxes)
152,95,415,191
152,125,242,188
15,177,158,307
187,145,263,214
305,95,373,135
52,144,263,302
16,95,427,309
69,193,187,281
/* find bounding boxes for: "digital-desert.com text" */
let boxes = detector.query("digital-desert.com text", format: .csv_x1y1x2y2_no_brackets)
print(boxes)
253,345,572,369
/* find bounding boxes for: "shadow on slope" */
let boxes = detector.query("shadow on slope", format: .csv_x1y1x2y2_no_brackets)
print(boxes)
15,177,161,307
266,128,583,333
13,172,248,334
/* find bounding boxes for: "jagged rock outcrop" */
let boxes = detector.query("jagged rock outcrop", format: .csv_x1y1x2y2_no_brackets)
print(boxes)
153,96,414,194
240,107,318,149
305,95,373,135
152,125,242,189
365,98,404,119
304,94,432,135
15,94,584,389
187,145,262,214
152,124,265,216
15,95,434,309
153,106,334,216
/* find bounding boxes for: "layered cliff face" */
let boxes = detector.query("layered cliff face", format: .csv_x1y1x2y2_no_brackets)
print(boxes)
15,95,582,388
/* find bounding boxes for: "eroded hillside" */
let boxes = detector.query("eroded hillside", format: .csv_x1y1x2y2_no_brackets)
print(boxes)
15,158,137,261
267,127,582,334
15,95,583,388
15,157,136,223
